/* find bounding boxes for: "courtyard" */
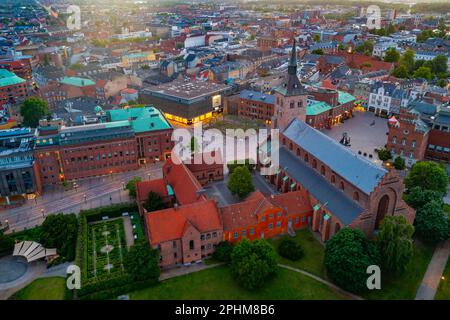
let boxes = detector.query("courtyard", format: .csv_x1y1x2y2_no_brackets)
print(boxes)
322,111,388,167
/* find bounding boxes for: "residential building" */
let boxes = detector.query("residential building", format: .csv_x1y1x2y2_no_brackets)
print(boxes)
0,69,28,107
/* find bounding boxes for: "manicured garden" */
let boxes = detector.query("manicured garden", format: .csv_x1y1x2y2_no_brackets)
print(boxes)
86,218,127,279
130,265,346,300
10,277,66,300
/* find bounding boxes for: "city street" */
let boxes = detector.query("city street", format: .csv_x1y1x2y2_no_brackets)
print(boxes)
1,163,163,233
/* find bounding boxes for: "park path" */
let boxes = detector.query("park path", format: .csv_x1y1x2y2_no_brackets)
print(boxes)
415,238,450,300
278,264,363,300
122,216,135,248
159,262,224,281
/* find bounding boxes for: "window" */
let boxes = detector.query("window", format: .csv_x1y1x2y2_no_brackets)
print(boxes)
242,230,246,236
331,175,336,183
233,232,238,239
340,181,345,191
173,241,176,248
411,140,416,148
392,136,397,144
353,192,359,201
201,235,205,241
268,223,273,230
189,240,194,250
312,159,317,169
295,217,299,224
277,212,282,218
249,228,254,235
276,221,281,228
304,154,309,162
320,165,325,175
261,216,265,222
401,138,406,146
206,233,211,240
269,213,274,219
212,232,217,238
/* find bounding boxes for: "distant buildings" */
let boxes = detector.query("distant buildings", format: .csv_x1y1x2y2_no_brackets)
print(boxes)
0,69,28,107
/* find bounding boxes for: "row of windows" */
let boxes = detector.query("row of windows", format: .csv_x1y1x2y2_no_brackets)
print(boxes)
261,211,282,222
391,136,416,147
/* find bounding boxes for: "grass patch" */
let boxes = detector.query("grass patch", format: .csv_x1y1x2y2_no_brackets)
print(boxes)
267,229,326,278
363,239,435,300
129,265,346,300
435,257,450,300
10,277,66,300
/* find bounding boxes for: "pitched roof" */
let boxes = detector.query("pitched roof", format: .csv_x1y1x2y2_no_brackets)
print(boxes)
136,179,169,203
0,69,25,87
146,199,222,244
60,76,95,87
239,90,275,104
283,118,387,195
279,146,364,225
164,156,205,205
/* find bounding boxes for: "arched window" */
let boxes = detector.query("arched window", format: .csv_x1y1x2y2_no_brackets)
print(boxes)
312,159,317,169
353,192,359,201
304,154,309,162
320,165,326,176
340,181,345,191
331,175,336,184
289,143,293,151
282,138,286,145
296,148,301,156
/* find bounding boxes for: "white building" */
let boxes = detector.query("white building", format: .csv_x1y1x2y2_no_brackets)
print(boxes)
372,40,400,58
184,35,206,48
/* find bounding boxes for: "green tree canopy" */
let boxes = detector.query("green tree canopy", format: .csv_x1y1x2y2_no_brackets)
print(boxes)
230,239,278,290
384,47,400,63
415,200,448,243
400,49,416,73
124,240,160,281
404,161,448,196
431,55,448,75
355,40,374,55
311,48,324,55
278,237,304,261
227,166,255,199
404,186,444,210
376,215,414,274
40,213,78,261
213,241,233,262
392,64,409,78
20,97,49,128
324,228,380,293
143,191,165,212
413,66,433,80
393,156,406,170
125,176,142,198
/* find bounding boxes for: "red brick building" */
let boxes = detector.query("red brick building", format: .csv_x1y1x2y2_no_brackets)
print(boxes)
221,190,312,243
0,69,29,107
237,90,275,124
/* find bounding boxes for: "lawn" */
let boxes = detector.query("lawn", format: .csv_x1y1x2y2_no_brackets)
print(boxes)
267,228,327,278
363,239,435,300
435,257,450,300
130,265,346,300
10,277,66,300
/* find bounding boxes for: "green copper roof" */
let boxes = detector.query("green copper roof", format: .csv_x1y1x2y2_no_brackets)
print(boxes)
0,69,26,87
338,91,356,105
307,101,332,116
107,106,171,133
60,76,96,87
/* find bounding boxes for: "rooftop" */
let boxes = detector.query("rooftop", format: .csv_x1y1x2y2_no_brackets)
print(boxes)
307,100,332,116
107,106,172,133
0,69,26,87
60,76,96,87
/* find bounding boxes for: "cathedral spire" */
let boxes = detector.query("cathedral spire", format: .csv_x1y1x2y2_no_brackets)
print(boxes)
288,38,297,75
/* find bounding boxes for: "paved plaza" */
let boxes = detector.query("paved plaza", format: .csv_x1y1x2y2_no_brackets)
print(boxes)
322,111,388,167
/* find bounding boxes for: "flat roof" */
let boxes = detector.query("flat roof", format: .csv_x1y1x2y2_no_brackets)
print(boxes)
143,78,231,101
107,107,172,133
0,69,26,87
60,76,96,87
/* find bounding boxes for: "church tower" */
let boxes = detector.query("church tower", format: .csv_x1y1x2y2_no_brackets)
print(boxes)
272,39,308,131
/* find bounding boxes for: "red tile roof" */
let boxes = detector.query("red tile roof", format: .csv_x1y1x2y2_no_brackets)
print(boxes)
164,156,206,205
146,199,222,244
136,179,168,203
221,190,312,230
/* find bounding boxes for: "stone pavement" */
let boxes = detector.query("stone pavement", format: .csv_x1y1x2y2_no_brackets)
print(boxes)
415,238,450,300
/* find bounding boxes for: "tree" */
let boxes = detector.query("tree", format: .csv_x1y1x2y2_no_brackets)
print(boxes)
392,65,409,78
431,55,449,75
227,166,255,199
377,148,392,161
311,48,324,55
124,240,160,281
227,159,256,174
393,156,406,170
437,78,448,88
324,228,380,293
404,186,444,210
40,213,78,261
400,49,415,73
0,229,14,255
415,200,448,243
125,176,142,198
312,34,321,42
230,239,278,290
20,97,49,128
384,47,400,63
278,237,304,261
376,216,414,274
413,66,433,80
404,161,448,196
355,40,374,55
212,241,233,262
143,191,165,212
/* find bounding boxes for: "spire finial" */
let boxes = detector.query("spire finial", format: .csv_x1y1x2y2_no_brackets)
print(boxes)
288,37,297,75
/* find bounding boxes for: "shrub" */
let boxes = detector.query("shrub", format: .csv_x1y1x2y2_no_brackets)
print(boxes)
124,240,160,282
415,200,449,243
230,239,278,290
377,148,392,161
212,241,233,262
278,237,304,261
393,156,406,170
